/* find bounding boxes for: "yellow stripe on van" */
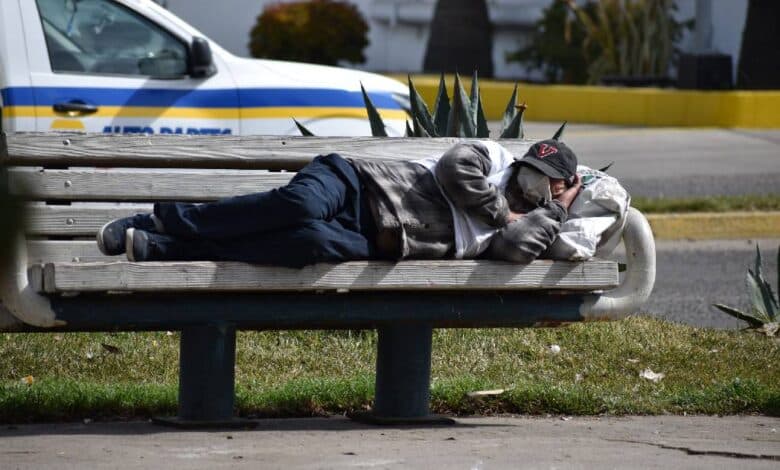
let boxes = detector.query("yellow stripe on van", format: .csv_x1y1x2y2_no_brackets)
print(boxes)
50,119,86,130
11,106,407,121
2,106,37,118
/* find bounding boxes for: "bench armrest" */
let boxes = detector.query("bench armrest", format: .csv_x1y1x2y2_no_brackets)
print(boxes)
580,207,656,320
0,235,61,328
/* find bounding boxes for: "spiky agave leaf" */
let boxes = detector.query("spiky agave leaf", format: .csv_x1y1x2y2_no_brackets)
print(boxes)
552,121,568,141
746,269,773,324
293,118,315,136
748,245,779,321
432,73,450,136
500,100,526,139
360,83,388,137
712,303,765,328
446,73,475,137
476,95,490,138
413,116,431,137
467,71,490,137
500,83,519,135
599,161,615,172
408,75,436,136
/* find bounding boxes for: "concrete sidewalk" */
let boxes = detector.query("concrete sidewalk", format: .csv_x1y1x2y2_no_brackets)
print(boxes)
1,415,778,469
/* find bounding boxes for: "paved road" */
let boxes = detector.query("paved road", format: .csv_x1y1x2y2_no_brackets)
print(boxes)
612,238,780,329
2,416,778,469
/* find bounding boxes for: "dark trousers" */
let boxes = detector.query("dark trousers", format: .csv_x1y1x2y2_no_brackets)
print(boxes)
152,154,377,267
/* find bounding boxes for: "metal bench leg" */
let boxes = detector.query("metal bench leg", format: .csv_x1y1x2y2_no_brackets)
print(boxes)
154,324,255,428
351,325,454,425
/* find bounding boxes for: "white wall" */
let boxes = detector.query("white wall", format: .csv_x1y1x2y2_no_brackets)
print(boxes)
160,0,749,80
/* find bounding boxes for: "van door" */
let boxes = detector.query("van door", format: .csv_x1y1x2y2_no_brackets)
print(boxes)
23,0,239,135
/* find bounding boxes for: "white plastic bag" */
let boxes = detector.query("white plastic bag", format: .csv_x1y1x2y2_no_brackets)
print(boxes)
545,166,630,260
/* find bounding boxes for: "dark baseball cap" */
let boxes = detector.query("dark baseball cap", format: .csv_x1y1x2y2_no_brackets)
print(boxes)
516,140,578,182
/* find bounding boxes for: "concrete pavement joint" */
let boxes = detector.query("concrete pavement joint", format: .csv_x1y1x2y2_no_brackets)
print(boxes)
604,439,780,461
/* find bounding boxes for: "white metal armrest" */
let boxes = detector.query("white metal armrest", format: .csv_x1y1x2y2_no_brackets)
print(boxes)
580,207,656,320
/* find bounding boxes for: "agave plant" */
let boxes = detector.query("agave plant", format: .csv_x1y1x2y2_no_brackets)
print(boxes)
295,71,571,141
713,245,779,334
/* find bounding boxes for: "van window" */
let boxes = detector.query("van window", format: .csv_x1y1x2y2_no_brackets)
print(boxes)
36,0,188,78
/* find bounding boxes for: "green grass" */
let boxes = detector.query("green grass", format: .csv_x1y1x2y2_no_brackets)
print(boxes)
1,317,778,422
632,194,780,213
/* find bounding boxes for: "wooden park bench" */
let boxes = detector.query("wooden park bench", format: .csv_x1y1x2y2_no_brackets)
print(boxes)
0,132,656,426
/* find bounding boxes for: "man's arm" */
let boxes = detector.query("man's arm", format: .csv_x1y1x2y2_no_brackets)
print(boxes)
484,175,581,263
435,143,511,228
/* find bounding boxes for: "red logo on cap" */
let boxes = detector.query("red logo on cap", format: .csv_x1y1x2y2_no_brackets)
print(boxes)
537,143,558,158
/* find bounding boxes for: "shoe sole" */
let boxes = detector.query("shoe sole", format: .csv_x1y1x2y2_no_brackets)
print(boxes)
126,228,137,262
96,221,110,256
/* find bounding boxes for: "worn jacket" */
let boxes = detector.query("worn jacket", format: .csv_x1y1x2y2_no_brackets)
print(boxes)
350,141,568,261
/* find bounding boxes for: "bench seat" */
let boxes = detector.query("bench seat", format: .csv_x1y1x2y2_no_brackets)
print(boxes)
37,259,618,294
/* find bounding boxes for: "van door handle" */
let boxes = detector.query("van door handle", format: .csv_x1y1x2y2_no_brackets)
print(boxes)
53,101,99,116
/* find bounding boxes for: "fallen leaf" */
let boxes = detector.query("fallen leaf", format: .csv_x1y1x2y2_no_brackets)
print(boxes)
20,375,34,386
549,344,561,354
466,389,505,398
53,335,63,341
561,416,572,421
627,358,640,364
85,352,94,360
575,373,583,383
166,331,174,336
760,322,779,337
639,368,665,383
101,343,121,354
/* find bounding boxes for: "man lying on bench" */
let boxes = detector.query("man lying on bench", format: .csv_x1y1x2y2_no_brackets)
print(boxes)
96,140,581,268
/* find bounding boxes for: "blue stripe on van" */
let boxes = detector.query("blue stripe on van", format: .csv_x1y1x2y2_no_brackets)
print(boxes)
0,87,401,109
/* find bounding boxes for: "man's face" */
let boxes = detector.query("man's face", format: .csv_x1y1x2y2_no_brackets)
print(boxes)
549,178,567,198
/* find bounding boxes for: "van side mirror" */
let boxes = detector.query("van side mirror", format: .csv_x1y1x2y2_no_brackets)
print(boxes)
189,37,216,78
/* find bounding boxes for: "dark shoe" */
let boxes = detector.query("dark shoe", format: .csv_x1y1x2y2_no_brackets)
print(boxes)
97,214,157,256
127,228,193,262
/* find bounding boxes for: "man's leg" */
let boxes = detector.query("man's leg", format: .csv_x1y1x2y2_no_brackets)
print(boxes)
155,154,359,240
128,218,375,268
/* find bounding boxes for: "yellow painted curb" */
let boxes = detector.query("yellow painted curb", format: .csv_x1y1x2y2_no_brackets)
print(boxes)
388,74,780,129
647,212,780,240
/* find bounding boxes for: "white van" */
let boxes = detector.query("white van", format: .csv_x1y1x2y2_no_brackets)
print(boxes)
0,0,409,136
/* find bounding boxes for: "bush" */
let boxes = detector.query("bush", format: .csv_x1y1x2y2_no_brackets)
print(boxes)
248,0,369,66
506,0,593,84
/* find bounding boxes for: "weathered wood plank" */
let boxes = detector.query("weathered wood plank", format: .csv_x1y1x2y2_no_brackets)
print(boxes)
27,240,113,264
26,204,150,236
4,133,535,169
10,168,293,201
42,260,618,293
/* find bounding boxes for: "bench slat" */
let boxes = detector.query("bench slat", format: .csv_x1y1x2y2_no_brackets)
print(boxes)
42,260,619,293
28,240,113,264
10,168,293,201
5,134,534,169
27,204,150,236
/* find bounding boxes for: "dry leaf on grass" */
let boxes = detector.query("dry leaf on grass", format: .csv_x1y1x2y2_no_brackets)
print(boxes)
639,368,665,383
466,389,505,398
20,375,34,385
